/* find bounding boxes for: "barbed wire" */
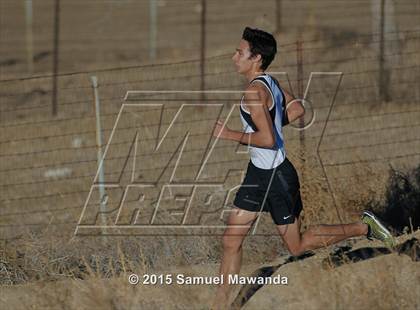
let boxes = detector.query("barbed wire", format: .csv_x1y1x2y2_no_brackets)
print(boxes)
1,111,417,162
0,157,248,203
1,39,418,120
324,152,420,167
320,137,420,152
1,94,419,163
0,62,420,124
2,5,420,240
0,155,418,231
1,118,419,190
3,133,419,189
0,221,79,228
2,83,417,147
0,168,249,216
0,77,420,138
0,149,417,224
0,189,91,203
1,54,418,116
324,122,420,138
1,28,419,86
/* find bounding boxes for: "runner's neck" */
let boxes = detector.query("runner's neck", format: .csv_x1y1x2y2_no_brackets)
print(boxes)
245,70,265,83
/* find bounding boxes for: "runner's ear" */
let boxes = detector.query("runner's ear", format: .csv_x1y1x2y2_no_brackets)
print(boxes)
250,53,262,64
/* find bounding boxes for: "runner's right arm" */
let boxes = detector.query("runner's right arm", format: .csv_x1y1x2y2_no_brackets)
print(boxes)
212,85,275,148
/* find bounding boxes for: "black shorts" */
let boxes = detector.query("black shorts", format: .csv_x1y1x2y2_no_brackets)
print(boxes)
233,158,303,225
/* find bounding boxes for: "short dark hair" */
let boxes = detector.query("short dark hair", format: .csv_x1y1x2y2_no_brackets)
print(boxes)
242,27,277,70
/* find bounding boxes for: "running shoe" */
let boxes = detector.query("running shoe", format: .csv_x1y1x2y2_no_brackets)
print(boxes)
362,211,396,248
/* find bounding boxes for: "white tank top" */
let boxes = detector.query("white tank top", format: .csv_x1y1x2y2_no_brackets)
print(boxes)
239,74,287,169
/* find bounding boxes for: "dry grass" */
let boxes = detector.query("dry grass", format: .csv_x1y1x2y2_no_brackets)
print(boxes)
1,231,419,310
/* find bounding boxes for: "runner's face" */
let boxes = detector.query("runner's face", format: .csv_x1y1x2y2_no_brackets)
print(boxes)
232,40,254,74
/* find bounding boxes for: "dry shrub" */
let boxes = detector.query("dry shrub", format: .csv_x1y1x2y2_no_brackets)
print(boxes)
367,165,420,235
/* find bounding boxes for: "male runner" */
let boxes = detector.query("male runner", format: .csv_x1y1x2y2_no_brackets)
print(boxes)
211,27,395,309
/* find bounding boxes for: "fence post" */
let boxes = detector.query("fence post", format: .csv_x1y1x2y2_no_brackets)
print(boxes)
24,0,34,75
90,76,108,236
52,0,60,116
149,0,157,60
296,40,305,173
200,0,206,103
379,0,391,102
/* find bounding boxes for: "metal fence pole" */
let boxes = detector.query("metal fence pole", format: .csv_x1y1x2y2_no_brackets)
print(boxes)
149,0,157,60
24,0,34,75
52,0,60,116
296,40,305,179
296,40,305,143
379,0,391,102
90,76,107,234
200,0,206,103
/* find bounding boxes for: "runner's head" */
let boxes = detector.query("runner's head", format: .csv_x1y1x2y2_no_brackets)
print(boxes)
242,27,277,70
232,27,277,75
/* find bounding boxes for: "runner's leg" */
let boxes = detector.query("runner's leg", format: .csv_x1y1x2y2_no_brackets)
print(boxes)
277,218,368,256
213,208,258,309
